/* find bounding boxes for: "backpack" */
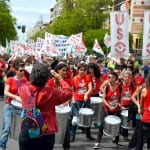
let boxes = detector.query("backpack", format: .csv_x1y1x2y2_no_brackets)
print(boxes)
21,86,47,139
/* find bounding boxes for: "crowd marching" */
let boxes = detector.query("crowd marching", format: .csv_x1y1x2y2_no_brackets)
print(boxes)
0,53,150,150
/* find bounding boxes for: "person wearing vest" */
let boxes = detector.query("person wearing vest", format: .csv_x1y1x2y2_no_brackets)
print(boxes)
120,71,135,141
93,71,122,149
135,74,150,150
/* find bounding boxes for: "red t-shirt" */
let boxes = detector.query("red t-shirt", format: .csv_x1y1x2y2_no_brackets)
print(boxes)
103,84,121,112
121,83,134,106
72,74,92,101
141,89,150,123
5,77,28,104
91,76,101,96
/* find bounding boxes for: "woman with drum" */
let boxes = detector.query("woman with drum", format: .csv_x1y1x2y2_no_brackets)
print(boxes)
87,63,102,97
93,71,122,149
120,71,135,141
46,62,72,150
70,62,95,142
0,59,28,150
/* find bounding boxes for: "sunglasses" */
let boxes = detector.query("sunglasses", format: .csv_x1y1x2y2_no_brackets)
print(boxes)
18,69,25,72
108,76,114,79
80,69,86,71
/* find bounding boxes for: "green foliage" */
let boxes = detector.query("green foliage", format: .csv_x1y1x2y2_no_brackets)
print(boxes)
84,29,110,54
0,0,17,46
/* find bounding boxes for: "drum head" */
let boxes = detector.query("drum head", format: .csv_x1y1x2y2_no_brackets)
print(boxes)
90,97,103,104
79,108,94,115
55,104,71,114
105,115,121,124
11,100,22,108
121,110,128,117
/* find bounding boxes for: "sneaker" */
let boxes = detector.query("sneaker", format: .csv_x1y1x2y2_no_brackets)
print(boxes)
93,143,100,149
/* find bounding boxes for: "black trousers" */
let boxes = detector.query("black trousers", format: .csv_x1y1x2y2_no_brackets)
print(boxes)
63,119,71,149
0,76,4,96
19,121,55,150
135,122,150,150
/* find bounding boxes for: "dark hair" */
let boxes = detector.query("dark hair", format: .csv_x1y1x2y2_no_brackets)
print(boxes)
30,63,50,87
14,59,25,70
87,63,100,78
77,62,87,70
110,71,118,80
54,63,67,73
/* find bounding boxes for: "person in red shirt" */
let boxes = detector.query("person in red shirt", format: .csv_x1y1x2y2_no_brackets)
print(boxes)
120,71,135,141
0,59,27,150
46,62,71,149
135,74,150,150
70,62,95,142
18,63,72,150
93,71,122,149
87,63,102,97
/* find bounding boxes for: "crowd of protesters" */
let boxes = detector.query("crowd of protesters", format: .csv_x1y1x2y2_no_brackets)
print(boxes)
0,53,149,150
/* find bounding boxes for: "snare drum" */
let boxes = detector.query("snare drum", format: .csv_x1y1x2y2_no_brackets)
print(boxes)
11,100,22,110
78,108,94,127
121,110,132,129
55,104,71,144
103,115,121,136
90,97,103,124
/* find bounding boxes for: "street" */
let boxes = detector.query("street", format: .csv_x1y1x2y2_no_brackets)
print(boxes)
0,99,147,150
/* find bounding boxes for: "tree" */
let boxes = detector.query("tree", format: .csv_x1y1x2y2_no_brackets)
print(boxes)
30,0,113,52
50,0,113,34
0,0,17,46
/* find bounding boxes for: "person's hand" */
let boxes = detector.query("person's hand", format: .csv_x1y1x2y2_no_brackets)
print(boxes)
84,94,88,101
50,70,63,81
121,106,126,110
14,95,22,102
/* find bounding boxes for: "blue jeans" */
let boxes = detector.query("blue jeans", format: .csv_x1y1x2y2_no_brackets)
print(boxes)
0,104,15,149
70,101,91,139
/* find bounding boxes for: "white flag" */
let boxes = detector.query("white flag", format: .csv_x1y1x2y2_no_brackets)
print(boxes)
120,1,129,11
93,39,104,55
110,11,130,58
104,33,111,48
67,32,83,45
142,11,150,59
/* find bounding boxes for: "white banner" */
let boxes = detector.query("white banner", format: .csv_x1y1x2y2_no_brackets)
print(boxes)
142,11,150,59
110,11,130,58
41,32,59,57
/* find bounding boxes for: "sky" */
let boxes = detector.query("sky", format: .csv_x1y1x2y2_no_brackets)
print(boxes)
10,0,56,30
